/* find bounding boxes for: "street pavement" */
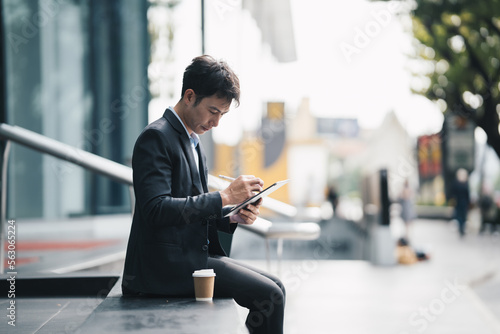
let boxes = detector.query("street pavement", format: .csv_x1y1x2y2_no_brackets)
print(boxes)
232,218,500,334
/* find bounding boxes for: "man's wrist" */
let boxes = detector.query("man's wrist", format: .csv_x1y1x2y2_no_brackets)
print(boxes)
219,190,229,207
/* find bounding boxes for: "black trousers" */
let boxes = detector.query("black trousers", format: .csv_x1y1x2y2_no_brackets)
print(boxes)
207,255,286,334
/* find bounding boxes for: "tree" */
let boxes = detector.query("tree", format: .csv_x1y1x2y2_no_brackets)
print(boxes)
409,0,500,158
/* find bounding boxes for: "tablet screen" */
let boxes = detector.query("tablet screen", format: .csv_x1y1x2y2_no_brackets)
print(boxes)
224,180,289,217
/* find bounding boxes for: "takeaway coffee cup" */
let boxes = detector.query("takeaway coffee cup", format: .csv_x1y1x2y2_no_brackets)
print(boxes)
192,269,216,302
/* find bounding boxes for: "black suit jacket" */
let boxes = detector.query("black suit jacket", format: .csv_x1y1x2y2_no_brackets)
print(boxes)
122,108,236,296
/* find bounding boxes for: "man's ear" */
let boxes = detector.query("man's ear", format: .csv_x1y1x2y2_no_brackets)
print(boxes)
184,89,196,105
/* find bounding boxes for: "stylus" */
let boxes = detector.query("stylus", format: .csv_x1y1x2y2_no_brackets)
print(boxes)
218,175,236,181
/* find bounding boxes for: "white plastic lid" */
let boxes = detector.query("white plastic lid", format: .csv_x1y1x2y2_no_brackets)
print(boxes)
192,269,216,277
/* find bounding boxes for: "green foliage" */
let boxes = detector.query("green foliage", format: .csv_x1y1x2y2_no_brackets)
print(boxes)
407,0,500,156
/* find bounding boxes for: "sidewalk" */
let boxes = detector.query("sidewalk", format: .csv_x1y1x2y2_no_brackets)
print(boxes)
237,219,500,334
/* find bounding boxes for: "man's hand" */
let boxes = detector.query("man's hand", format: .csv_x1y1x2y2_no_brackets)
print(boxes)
219,175,264,206
230,198,263,225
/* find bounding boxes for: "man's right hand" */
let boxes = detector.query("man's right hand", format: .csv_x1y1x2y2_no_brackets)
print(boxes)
219,175,264,206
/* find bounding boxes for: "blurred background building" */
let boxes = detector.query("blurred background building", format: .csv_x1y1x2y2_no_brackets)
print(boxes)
2,0,149,219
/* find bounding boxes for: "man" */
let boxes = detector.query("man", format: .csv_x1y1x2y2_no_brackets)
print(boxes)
122,55,285,334
451,168,470,237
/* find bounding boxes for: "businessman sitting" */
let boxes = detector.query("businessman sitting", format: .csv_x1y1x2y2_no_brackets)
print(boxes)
122,55,285,334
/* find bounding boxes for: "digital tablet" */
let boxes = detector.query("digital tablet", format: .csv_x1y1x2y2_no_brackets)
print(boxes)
224,179,290,217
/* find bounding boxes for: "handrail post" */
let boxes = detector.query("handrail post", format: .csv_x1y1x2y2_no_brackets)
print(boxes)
0,139,11,274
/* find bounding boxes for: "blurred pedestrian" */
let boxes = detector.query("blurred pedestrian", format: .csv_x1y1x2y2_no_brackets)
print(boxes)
398,180,415,239
492,193,500,234
479,184,495,234
450,168,470,237
327,184,339,215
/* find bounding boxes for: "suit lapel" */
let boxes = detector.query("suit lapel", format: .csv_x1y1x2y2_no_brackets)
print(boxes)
179,136,204,194
164,109,204,195
197,143,209,193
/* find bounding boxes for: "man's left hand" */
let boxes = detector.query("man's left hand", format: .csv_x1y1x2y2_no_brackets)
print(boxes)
230,198,262,225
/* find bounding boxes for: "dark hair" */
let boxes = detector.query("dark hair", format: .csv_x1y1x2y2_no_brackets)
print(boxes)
181,55,240,107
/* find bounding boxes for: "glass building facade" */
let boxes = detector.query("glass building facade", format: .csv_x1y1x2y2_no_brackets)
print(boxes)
1,0,149,219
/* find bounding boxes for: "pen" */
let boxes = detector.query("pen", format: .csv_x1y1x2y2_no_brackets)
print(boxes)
218,175,236,181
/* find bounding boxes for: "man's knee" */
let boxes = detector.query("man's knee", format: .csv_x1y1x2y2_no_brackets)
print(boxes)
253,284,285,315
275,278,286,299
272,283,285,306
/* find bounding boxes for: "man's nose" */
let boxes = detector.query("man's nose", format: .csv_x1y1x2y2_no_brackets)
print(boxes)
211,115,222,127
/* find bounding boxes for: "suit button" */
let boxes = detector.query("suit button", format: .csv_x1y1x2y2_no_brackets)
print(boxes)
202,245,208,251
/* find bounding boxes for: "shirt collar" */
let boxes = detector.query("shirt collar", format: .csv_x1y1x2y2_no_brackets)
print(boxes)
169,107,199,147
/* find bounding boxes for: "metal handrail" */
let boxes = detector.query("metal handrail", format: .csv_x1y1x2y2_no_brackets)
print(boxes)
0,123,318,273
0,123,298,215
0,124,133,185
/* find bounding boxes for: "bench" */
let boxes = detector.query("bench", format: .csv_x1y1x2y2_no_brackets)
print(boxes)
239,218,320,264
77,277,245,333
0,274,244,333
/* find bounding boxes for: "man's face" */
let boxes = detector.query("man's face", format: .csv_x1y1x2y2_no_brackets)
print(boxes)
184,92,231,135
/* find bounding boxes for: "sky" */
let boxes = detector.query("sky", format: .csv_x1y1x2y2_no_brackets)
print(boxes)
149,0,445,142
286,0,443,136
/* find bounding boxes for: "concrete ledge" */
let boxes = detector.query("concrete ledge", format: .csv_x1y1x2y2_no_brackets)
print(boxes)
0,274,120,333
0,274,119,297
78,278,245,334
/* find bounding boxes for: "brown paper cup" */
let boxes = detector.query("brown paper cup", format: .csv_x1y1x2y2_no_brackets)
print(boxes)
192,269,216,302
